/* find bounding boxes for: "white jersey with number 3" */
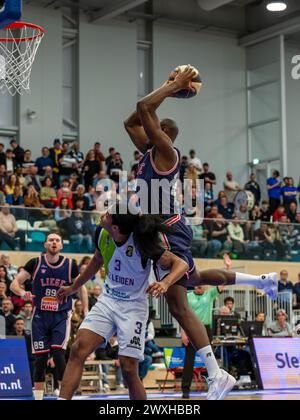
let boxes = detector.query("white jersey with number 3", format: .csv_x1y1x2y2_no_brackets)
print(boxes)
103,233,151,302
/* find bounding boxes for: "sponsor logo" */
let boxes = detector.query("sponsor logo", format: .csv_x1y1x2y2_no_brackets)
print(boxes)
126,246,134,257
129,336,141,348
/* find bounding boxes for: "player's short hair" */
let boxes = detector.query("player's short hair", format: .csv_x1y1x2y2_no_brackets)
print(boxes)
46,233,62,242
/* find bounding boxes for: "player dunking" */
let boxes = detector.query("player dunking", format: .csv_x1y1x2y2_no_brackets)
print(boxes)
10,233,87,400
124,66,278,398
57,209,189,400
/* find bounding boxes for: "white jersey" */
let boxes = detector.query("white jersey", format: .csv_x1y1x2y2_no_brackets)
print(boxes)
103,233,151,302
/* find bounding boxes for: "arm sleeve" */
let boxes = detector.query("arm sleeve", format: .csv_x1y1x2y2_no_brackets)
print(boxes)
23,258,39,276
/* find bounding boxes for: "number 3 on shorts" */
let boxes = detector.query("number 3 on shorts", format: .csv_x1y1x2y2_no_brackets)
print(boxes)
135,322,142,335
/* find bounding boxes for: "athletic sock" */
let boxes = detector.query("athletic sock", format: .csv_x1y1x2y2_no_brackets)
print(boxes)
197,345,221,379
235,272,267,288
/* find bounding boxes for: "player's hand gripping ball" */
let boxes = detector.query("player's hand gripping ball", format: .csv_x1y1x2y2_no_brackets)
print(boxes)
167,64,202,99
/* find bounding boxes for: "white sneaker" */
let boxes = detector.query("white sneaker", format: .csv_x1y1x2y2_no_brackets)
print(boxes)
261,272,278,300
206,369,236,400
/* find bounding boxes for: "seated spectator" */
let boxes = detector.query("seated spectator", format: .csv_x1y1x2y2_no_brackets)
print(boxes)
40,176,57,208
73,184,89,210
272,205,286,222
13,317,35,384
286,201,298,223
20,149,35,174
267,309,293,337
11,289,26,316
223,171,241,204
281,177,298,210
218,195,234,220
205,203,218,226
59,141,78,184
54,198,72,236
0,264,11,290
88,284,102,310
249,206,262,223
228,215,249,257
0,298,16,335
130,150,143,174
40,165,54,184
179,156,188,184
69,142,84,174
255,312,267,336
235,203,249,222
94,142,106,170
260,200,272,222
4,173,24,205
191,220,208,258
57,186,73,209
278,269,294,302
57,179,73,202
73,299,85,322
0,164,8,191
15,166,26,189
267,170,282,214
0,204,26,250
92,170,107,188
84,185,96,210
5,149,16,175
184,163,198,189
188,149,202,174
83,150,101,189
207,213,232,258
252,222,274,259
293,273,300,309
105,147,116,170
0,254,18,282
107,152,123,185
66,208,93,252
24,166,42,192
19,301,33,333
244,173,261,206
204,181,214,211
24,183,42,208
35,147,53,176
0,282,8,308
69,172,80,192
49,139,63,183
217,296,241,319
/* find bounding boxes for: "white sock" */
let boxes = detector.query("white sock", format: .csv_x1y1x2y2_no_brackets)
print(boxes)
197,345,221,379
33,390,44,400
235,272,266,288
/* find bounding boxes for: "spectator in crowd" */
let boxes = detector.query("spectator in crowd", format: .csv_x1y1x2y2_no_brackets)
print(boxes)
19,301,33,333
0,143,6,165
40,165,54,184
260,200,272,222
49,138,63,183
107,152,123,184
94,142,105,170
199,162,216,191
267,309,293,337
218,296,240,318
0,204,26,250
73,299,85,322
0,298,16,335
191,219,208,258
20,150,35,174
130,150,142,175
286,201,298,223
205,204,219,226
223,171,241,204
54,197,72,235
0,282,8,308
69,172,80,192
267,170,281,214
235,203,249,222
40,176,57,208
24,166,42,192
207,213,232,258
35,147,53,176
188,149,202,174
244,173,261,206
57,179,73,201
0,164,8,191
204,181,214,211
105,147,116,170
0,264,11,290
0,254,18,282
69,142,84,174
66,208,93,252
228,215,249,258
272,205,286,222
184,163,198,189
73,184,89,210
59,142,78,184
88,284,102,310
255,312,267,336
5,149,15,175
92,170,107,189
83,150,101,189
84,185,96,211
10,139,24,166
249,206,262,223
4,173,24,205
281,177,298,210
15,166,26,189
293,273,300,310
181,285,224,399
179,156,189,184
278,269,294,302
218,195,234,220
144,310,163,358
24,183,42,209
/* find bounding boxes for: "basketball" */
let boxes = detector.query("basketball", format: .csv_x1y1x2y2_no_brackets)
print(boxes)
168,64,202,99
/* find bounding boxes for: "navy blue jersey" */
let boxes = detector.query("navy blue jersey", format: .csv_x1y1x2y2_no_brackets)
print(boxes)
31,255,73,312
136,147,180,216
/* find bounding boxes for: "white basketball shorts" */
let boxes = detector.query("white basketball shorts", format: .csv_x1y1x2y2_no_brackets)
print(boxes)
79,294,148,361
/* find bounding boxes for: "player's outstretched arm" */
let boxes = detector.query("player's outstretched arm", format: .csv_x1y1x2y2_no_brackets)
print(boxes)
147,251,188,298
124,111,150,154
10,270,34,300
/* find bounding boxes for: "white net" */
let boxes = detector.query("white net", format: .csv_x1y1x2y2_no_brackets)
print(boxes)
0,23,44,95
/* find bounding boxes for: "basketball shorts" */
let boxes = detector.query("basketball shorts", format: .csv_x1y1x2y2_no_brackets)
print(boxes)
80,294,148,361
31,308,72,354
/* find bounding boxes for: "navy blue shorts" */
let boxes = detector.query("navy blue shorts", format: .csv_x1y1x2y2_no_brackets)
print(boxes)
161,215,195,286
31,309,71,354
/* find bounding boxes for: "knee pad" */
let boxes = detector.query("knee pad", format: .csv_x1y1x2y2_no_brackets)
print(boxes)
52,348,66,381
34,353,48,383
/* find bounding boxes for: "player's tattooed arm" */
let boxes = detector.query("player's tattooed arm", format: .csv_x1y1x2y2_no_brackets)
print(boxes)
147,251,188,298
124,111,150,154
57,250,103,303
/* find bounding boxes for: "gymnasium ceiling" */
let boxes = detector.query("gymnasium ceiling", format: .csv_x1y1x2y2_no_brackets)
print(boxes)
24,0,300,40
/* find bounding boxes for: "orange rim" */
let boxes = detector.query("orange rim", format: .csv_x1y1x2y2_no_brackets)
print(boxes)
0,21,44,42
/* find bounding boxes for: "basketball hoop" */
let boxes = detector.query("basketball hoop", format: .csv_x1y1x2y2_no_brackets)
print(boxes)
0,21,44,95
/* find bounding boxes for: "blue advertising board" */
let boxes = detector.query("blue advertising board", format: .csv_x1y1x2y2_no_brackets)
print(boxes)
164,347,205,369
0,337,33,397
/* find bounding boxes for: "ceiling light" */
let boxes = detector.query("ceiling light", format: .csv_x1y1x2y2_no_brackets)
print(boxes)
266,2,287,12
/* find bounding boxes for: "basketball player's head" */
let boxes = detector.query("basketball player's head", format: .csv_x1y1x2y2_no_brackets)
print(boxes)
160,118,179,142
44,233,63,256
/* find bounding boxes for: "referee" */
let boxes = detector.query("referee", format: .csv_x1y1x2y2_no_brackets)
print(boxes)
181,285,224,399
